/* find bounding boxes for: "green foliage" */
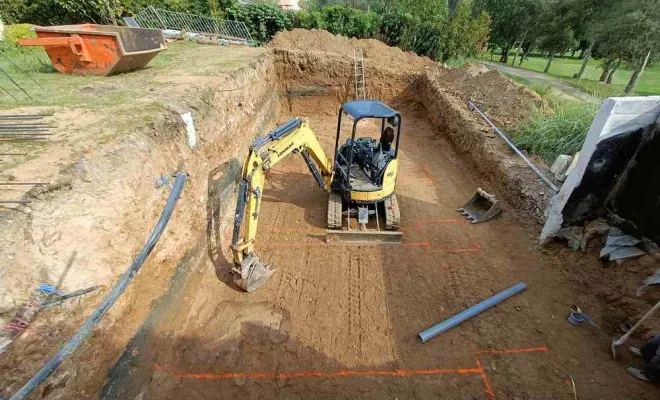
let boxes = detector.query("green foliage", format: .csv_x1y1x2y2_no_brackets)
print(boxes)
320,6,378,38
0,0,25,24
2,23,36,45
227,2,293,43
513,99,599,163
291,10,326,29
13,0,123,25
442,2,489,61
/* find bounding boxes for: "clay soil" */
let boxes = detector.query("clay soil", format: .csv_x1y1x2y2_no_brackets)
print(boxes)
100,108,658,399
1,33,659,400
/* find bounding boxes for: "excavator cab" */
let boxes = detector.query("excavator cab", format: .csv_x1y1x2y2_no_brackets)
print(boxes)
230,100,403,292
326,100,403,244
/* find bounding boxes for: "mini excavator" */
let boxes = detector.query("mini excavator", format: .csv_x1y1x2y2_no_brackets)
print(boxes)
231,100,403,292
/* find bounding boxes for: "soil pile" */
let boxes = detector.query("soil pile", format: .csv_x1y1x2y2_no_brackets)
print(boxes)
267,29,434,71
431,63,542,127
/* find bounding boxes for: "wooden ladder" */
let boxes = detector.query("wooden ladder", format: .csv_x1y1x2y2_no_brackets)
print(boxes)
354,48,366,100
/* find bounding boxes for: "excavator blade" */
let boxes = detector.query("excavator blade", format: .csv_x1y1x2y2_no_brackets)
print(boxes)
233,252,275,292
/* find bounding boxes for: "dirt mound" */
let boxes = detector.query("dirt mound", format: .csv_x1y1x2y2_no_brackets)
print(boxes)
432,63,542,127
267,29,434,71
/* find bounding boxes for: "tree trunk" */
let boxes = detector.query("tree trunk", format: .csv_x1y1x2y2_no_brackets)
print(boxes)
519,47,531,66
599,59,613,82
544,53,554,73
577,40,594,81
500,43,510,63
511,43,520,66
571,48,576,58
607,62,620,84
511,29,528,66
625,49,652,94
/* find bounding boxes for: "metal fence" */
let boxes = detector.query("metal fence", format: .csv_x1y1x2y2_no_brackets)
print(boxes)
134,6,253,44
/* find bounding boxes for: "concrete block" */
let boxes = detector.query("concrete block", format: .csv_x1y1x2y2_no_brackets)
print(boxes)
550,154,572,181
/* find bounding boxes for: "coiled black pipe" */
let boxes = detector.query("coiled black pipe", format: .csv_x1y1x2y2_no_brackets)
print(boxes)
10,172,188,400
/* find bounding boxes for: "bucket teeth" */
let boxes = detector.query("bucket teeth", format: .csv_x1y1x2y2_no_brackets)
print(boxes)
233,252,275,292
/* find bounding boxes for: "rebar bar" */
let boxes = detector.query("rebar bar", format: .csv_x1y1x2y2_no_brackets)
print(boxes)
0,85,18,101
0,114,51,119
0,153,28,156
0,182,48,185
0,128,50,132
0,124,50,127
0,53,44,89
0,132,54,136
0,66,32,100
0,200,31,204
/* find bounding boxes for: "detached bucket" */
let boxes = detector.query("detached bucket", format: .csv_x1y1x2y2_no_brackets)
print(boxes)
19,24,166,76
457,188,502,224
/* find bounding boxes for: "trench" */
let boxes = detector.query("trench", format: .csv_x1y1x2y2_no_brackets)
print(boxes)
3,49,658,400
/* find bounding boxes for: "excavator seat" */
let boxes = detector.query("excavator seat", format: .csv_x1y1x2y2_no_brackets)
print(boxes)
349,164,381,192
338,137,392,192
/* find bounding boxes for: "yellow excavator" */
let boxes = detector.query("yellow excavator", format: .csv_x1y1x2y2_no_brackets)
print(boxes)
231,100,403,291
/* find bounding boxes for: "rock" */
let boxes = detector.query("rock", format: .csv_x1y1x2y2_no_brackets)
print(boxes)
550,154,572,181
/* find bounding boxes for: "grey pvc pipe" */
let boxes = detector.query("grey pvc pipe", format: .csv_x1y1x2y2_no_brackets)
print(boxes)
418,282,527,343
467,101,559,192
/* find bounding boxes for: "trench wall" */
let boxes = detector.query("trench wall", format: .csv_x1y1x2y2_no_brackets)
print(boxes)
0,53,280,397
416,72,551,224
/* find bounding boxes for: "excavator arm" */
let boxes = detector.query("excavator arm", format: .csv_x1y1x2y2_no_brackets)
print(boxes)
231,118,334,291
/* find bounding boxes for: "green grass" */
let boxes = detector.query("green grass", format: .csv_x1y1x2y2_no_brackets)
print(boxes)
500,68,600,164
507,55,660,96
0,40,265,110
502,72,554,97
510,93,599,164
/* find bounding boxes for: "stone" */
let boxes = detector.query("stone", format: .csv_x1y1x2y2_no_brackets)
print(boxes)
550,154,573,182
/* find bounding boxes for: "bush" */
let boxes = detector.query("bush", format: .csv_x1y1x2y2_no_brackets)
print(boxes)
319,6,378,39
291,10,325,30
16,0,122,25
2,23,36,45
513,99,599,163
227,2,292,43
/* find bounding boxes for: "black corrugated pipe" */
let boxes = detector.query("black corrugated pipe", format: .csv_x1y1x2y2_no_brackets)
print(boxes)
10,172,188,400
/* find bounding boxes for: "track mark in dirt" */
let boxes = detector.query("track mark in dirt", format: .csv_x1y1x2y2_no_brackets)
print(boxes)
347,254,363,356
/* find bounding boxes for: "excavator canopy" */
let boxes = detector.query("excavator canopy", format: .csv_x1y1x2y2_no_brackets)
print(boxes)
341,100,399,120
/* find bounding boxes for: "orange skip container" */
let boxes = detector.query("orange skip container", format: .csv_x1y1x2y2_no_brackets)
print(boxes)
18,24,166,76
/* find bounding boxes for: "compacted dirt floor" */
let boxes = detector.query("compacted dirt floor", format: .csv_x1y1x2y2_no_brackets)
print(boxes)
99,105,660,399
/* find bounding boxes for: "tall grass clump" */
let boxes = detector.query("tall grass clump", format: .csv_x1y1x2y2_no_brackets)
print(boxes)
512,99,599,164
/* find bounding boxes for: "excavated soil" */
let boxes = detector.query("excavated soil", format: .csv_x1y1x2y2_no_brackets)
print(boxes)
268,29,434,72
0,34,658,400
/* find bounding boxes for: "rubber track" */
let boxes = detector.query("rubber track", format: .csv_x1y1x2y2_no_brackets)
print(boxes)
385,193,400,230
327,191,343,229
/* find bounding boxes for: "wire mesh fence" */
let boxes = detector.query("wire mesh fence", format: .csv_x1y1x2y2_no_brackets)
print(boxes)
134,6,253,44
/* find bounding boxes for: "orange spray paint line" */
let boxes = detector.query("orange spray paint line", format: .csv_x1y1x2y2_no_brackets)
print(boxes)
474,355,496,399
153,364,482,381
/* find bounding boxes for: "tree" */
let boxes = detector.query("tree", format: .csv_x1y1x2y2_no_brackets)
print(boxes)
473,0,546,64
536,2,576,74
590,0,660,93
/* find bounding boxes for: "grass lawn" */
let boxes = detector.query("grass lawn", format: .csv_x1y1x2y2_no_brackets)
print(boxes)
489,53,660,97
0,41,264,109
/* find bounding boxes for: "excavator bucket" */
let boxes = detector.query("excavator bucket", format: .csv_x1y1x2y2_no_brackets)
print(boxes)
457,188,502,224
232,252,275,292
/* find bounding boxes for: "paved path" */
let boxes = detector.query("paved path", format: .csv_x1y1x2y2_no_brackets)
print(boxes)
483,61,594,102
